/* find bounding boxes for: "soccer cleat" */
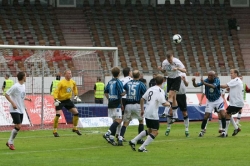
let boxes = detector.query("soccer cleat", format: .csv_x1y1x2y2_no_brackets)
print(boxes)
72,129,82,136
53,132,60,137
138,148,148,152
218,132,228,138
129,141,136,151
232,128,241,136
109,139,117,146
103,134,110,143
165,129,170,136
160,113,167,118
198,131,204,137
185,131,190,137
203,129,207,133
137,139,144,144
117,140,123,146
6,142,15,150
218,129,223,133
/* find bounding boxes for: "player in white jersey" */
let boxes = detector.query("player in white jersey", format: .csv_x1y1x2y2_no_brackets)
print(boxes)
115,67,132,141
221,69,244,136
5,72,32,150
165,72,190,137
129,75,170,152
158,50,186,124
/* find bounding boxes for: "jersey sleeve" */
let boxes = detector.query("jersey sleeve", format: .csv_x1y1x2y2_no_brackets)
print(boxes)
213,78,220,87
177,59,185,68
117,80,124,94
196,82,203,87
158,91,167,104
161,60,167,70
227,78,240,87
5,85,16,95
73,80,78,96
140,83,147,95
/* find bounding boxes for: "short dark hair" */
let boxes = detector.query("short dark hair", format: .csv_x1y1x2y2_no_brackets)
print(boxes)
122,67,130,77
17,72,26,81
155,75,164,85
111,67,120,77
97,77,101,81
5,74,10,78
166,50,174,58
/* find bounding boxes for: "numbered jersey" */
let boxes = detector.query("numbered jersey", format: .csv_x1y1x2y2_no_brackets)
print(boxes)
142,86,167,120
123,80,147,104
120,76,132,99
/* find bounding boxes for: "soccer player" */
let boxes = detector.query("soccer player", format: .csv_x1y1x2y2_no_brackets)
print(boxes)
5,72,32,150
235,75,250,126
220,69,244,136
118,70,147,146
165,72,190,137
160,76,169,118
116,67,132,140
192,71,227,137
103,67,125,146
50,73,61,95
52,69,82,137
2,74,14,95
129,75,170,152
158,50,186,124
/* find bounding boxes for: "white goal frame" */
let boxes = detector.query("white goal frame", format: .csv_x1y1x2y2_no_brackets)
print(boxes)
0,45,118,128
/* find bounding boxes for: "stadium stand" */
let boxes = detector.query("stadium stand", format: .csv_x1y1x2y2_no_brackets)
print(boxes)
0,0,247,76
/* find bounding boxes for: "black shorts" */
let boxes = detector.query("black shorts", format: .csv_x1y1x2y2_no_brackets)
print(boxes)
145,118,159,130
226,106,243,115
176,94,187,111
11,113,23,124
56,99,76,111
167,76,181,92
95,98,103,104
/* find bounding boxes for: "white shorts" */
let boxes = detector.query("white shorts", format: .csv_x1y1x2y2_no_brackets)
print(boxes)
205,97,225,113
108,108,122,120
123,104,143,122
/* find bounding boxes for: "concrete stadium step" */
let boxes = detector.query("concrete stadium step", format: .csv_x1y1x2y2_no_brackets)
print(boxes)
241,49,250,53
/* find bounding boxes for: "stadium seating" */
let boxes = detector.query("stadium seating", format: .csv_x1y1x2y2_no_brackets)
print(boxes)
85,0,243,75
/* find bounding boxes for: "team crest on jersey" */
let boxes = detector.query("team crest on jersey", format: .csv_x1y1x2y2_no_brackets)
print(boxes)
66,87,72,93
209,88,214,93
166,65,172,71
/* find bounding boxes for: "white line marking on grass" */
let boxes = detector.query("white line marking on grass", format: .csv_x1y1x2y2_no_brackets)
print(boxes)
1,146,109,155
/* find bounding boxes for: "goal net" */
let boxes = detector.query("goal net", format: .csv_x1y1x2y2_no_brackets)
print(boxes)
0,45,118,132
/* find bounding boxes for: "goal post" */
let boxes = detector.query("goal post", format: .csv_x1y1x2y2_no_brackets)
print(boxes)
0,45,118,131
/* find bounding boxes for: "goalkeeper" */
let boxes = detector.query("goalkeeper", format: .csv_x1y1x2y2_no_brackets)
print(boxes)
52,69,82,137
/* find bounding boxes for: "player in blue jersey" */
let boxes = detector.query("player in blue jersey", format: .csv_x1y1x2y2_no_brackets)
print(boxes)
192,71,227,137
103,67,125,146
117,70,147,146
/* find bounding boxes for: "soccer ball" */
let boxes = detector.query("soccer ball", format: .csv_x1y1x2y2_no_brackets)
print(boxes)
173,34,182,44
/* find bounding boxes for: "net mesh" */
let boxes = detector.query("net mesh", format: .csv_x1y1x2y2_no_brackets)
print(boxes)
0,46,117,131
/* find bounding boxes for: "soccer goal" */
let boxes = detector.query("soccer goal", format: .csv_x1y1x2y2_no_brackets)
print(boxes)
0,45,118,131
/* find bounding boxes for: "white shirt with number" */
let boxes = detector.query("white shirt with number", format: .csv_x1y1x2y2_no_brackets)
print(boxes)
6,82,26,114
227,77,244,107
161,58,185,78
120,76,132,99
142,86,167,120
177,72,188,94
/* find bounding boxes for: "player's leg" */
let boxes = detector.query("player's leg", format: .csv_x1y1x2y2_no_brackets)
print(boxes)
104,108,122,146
177,94,189,137
67,100,82,136
116,99,126,140
227,106,242,136
215,98,227,137
216,108,223,133
199,102,213,137
138,119,159,152
236,109,242,126
53,100,64,137
7,113,23,150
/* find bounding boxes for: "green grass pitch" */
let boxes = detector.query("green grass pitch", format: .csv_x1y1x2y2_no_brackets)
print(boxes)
0,121,249,166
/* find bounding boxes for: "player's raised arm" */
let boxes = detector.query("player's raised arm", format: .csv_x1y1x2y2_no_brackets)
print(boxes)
192,77,199,87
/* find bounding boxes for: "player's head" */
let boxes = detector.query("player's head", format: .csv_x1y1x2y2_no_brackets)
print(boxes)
207,71,216,81
17,72,26,82
122,67,131,77
111,67,120,78
64,69,72,80
56,73,61,80
230,69,239,79
166,50,174,64
5,74,10,79
155,75,164,86
132,70,140,79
